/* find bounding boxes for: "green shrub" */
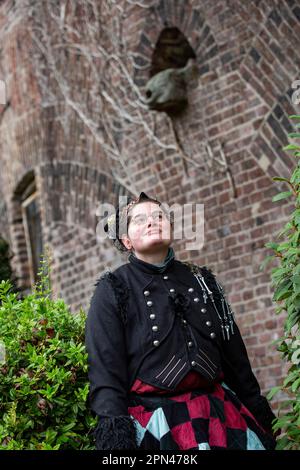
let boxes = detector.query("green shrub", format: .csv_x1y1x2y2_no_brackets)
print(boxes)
262,115,300,450
0,252,97,450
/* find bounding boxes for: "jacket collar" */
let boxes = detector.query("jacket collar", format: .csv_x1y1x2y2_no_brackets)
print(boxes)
128,247,176,274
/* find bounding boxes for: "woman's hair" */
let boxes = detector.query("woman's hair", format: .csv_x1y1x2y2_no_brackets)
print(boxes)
104,192,172,252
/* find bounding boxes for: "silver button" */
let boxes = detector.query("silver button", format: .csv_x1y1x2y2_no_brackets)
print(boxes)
169,288,175,293
182,319,187,324
144,290,150,296
206,321,212,327
210,332,216,339
163,275,168,280
153,340,160,347
194,297,200,303
152,325,159,332
147,300,153,307
188,288,194,293
150,314,156,320
188,341,193,347
201,307,207,313
191,361,196,366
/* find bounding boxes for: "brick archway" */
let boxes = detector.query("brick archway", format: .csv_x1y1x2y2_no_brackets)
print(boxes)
39,161,130,312
133,2,220,89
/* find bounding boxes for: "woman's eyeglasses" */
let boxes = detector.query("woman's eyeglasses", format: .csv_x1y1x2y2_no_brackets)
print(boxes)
129,210,169,227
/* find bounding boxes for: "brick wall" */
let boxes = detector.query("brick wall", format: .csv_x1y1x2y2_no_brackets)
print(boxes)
0,0,300,403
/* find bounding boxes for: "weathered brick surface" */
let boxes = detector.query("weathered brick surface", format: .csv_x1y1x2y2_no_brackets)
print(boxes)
0,0,300,404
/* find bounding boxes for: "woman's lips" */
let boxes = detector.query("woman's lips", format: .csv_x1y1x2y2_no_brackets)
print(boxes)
146,229,161,235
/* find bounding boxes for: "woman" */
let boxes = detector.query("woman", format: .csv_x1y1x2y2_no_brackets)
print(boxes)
85,192,277,450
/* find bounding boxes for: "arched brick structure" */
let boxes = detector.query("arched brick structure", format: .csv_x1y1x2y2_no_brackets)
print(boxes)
1,0,300,402
39,162,128,312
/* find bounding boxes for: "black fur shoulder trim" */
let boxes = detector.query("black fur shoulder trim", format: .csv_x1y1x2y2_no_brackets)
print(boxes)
94,271,130,325
94,415,138,450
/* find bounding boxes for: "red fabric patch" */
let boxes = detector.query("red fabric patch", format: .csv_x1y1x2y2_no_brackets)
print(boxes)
209,417,227,447
171,421,198,450
175,370,212,390
224,400,247,431
187,394,210,420
128,405,153,428
130,371,215,395
169,392,192,402
131,378,158,394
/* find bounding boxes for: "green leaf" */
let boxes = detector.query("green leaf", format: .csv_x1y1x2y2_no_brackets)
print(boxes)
274,283,292,301
292,274,300,289
292,295,300,309
283,370,299,387
259,256,274,271
272,191,293,202
291,349,300,366
272,177,291,183
283,144,300,151
72,404,78,414
266,386,281,400
288,132,300,139
265,242,279,251
60,422,76,433
291,377,300,392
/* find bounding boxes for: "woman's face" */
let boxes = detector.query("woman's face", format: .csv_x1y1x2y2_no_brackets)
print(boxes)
121,201,172,254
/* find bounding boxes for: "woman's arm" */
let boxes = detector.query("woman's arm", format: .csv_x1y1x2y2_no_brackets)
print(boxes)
85,274,138,450
219,317,277,435
203,271,277,436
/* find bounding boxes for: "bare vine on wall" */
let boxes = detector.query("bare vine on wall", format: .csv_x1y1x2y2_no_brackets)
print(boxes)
22,0,234,197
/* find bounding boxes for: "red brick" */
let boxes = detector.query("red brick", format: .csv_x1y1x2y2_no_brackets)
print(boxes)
0,0,297,409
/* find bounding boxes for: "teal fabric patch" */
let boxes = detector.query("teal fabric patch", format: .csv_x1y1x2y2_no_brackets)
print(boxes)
198,442,211,450
146,407,170,440
221,382,236,394
129,415,146,446
246,428,265,450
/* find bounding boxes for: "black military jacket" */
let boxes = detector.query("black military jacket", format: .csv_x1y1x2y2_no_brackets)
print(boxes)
85,253,276,449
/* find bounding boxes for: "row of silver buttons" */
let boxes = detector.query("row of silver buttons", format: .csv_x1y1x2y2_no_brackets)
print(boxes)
145,275,216,346
144,289,159,346
183,281,216,339
163,275,217,373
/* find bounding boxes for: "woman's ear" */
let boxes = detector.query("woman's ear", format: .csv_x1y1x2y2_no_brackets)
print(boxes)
121,234,132,251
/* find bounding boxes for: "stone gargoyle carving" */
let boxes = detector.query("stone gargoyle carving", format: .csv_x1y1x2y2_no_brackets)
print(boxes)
144,59,198,115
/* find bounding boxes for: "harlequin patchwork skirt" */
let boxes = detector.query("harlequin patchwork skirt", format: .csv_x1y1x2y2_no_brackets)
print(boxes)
127,382,276,450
